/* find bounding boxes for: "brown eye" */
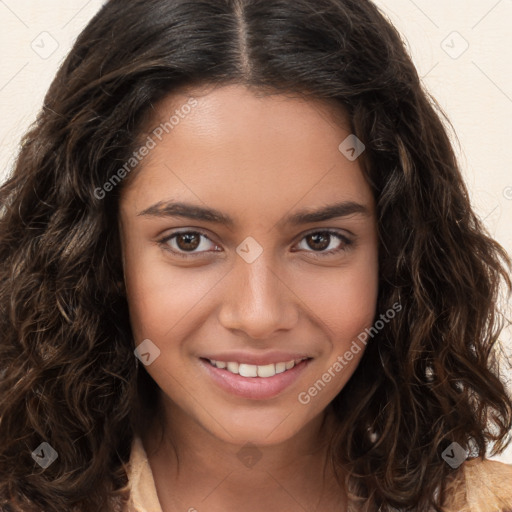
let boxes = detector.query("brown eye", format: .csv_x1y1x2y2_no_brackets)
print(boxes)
295,230,353,256
305,232,331,251
159,230,220,258
176,232,201,251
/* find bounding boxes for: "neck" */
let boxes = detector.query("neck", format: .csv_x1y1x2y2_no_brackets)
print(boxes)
142,400,346,512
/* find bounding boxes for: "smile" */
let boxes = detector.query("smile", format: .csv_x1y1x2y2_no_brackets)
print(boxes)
207,358,308,378
200,357,312,400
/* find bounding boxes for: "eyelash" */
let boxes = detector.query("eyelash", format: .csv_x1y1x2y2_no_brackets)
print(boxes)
158,229,353,259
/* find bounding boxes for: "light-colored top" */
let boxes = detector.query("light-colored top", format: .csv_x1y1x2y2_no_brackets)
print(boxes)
121,436,512,512
122,437,163,512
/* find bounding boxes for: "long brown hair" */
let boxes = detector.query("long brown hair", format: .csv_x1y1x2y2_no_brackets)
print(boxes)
1,0,511,510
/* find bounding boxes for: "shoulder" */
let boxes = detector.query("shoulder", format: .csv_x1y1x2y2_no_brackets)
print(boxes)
443,457,512,512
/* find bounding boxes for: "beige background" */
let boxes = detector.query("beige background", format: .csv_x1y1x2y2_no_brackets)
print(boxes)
0,0,511,464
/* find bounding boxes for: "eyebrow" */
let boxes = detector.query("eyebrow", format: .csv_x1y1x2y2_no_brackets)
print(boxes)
137,200,371,228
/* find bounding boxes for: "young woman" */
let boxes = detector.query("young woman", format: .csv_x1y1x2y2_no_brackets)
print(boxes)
1,1,511,511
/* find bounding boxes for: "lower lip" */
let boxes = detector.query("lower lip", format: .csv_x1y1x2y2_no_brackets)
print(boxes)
200,358,311,400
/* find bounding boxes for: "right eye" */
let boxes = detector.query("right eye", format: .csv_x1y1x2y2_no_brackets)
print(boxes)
158,230,222,258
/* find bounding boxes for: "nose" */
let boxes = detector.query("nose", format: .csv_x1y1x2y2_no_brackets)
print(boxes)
217,252,299,340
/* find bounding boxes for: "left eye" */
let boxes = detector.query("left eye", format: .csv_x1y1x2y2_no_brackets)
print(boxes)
295,230,352,255
159,230,352,258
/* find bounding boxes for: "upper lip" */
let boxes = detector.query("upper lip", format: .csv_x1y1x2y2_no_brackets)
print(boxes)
200,351,311,366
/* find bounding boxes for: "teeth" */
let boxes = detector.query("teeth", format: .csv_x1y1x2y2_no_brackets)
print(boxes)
239,363,258,377
208,358,308,378
257,363,276,378
275,362,286,374
226,361,239,374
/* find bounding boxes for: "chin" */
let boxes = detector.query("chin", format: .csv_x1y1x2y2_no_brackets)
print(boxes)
202,402,328,448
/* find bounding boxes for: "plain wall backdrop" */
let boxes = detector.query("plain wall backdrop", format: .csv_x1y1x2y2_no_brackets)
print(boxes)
0,0,511,464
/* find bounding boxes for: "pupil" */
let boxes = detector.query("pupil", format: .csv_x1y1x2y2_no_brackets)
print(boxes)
177,233,200,251
308,233,329,251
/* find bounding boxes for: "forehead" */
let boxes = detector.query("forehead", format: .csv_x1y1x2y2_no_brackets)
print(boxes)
120,84,374,222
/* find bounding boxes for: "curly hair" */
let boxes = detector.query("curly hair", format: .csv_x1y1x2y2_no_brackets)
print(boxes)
0,0,511,510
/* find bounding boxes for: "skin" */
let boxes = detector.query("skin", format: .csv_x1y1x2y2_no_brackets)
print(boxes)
119,84,379,512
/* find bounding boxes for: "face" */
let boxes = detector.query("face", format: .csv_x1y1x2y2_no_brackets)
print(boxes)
119,84,379,447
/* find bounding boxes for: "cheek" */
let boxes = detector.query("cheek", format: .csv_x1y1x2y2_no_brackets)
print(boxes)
294,257,378,406
123,248,224,342
293,252,379,343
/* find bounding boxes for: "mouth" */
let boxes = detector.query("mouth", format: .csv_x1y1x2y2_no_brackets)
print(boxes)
199,356,313,400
